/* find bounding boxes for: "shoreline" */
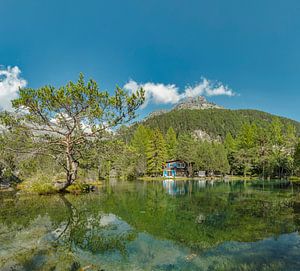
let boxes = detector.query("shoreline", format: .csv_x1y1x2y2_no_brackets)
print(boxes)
137,176,298,182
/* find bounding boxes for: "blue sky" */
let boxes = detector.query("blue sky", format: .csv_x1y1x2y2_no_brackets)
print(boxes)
0,0,300,120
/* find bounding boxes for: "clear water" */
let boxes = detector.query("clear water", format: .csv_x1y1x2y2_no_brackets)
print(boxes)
1,179,300,271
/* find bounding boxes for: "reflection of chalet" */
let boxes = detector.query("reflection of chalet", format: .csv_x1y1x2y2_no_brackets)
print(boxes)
163,160,190,178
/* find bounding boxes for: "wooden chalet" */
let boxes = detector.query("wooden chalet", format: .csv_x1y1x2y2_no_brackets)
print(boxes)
163,160,192,178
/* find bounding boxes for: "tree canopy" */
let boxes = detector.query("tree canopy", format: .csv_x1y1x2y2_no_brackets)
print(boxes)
0,74,144,190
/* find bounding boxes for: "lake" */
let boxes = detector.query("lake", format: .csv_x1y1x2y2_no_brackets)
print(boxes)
1,179,300,271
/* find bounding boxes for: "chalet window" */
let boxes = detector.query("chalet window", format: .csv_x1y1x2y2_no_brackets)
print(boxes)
177,162,185,168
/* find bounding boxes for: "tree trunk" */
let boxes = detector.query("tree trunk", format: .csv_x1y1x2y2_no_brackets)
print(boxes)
60,140,79,192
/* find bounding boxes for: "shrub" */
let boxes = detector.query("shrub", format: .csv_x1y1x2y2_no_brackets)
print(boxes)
17,173,57,195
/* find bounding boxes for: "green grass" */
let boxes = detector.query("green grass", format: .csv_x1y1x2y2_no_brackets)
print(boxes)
138,176,226,181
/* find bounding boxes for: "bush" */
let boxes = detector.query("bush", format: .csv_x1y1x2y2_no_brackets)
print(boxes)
17,173,57,194
66,182,90,193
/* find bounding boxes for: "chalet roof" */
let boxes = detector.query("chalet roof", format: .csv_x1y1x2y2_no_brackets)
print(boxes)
165,159,186,163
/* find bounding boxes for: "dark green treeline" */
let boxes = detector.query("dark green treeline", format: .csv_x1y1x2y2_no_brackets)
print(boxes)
1,118,300,182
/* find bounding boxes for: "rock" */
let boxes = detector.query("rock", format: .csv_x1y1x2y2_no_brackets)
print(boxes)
0,183,11,190
186,253,197,261
144,96,223,120
173,96,223,111
146,109,169,119
53,181,67,190
192,129,212,141
196,214,206,224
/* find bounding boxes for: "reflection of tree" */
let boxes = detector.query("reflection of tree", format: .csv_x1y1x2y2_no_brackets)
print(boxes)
58,195,137,257
1,181,300,270
100,181,299,251
0,194,138,270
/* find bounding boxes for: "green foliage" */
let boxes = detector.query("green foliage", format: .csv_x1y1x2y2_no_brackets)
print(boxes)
133,109,300,139
165,127,178,160
17,172,57,194
224,119,298,178
131,124,151,155
65,182,91,193
146,128,167,176
294,140,300,176
176,133,196,163
130,124,151,176
1,82,299,185
212,143,230,174
0,74,144,191
1,181,299,270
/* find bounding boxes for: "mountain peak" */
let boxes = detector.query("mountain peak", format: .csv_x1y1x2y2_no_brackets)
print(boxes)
173,96,223,110
145,96,223,120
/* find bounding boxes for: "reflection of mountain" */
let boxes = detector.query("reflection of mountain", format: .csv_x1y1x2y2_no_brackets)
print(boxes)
1,181,300,270
1,210,300,270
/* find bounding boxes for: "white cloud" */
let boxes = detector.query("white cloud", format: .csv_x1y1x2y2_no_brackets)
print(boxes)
124,80,181,108
124,77,236,107
184,78,210,97
0,66,27,111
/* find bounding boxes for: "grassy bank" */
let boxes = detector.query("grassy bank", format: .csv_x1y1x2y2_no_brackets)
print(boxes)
138,175,297,182
138,176,228,181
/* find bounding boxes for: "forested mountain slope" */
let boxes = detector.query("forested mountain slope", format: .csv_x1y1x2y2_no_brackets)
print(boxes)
135,108,300,139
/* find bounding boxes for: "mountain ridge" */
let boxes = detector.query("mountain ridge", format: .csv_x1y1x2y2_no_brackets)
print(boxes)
134,97,300,140
146,96,223,119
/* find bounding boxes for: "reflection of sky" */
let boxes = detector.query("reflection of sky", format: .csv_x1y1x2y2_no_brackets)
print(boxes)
79,211,300,269
2,211,300,270
75,226,300,271
1,180,300,270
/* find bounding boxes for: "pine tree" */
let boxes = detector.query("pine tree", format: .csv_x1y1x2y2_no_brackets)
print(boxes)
237,123,257,149
269,119,290,178
213,143,230,175
165,127,178,160
224,132,237,175
253,126,272,179
224,132,236,153
131,125,152,175
195,141,214,174
146,129,167,176
270,118,284,146
175,133,196,163
234,123,257,177
294,140,300,176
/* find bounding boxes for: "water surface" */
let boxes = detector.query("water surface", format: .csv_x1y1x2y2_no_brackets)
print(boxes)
1,180,300,270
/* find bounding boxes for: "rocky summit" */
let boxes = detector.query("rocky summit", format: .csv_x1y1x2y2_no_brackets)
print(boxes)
146,96,223,119
173,96,223,110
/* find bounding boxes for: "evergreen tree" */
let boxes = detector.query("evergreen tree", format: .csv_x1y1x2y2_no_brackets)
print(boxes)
294,140,300,176
268,119,294,178
253,126,272,179
165,127,178,160
234,123,257,177
131,125,152,175
0,74,144,191
237,123,257,149
224,132,237,175
270,118,284,146
175,133,196,163
213,143,230,175
131,125,151,156
224,132,236,153
146,129,167,176
194,141,214,174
